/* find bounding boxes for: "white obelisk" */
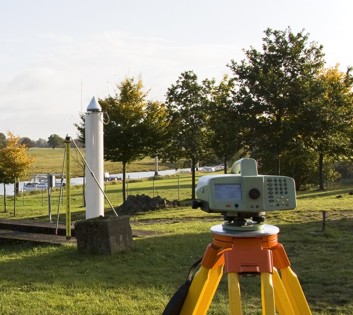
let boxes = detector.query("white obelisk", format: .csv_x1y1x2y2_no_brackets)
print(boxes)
85,96,104,219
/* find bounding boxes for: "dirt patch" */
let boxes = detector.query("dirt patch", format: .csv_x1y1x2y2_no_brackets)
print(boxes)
116,194,180,215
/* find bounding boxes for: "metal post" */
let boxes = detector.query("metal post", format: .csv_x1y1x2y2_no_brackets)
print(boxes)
47,173,53,223
322,210,327,232
178,177,180,200
47,185,52,223
85,96,104,219
65,136,71,239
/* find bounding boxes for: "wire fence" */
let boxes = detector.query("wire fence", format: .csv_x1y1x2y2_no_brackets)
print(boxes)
0,175,194,220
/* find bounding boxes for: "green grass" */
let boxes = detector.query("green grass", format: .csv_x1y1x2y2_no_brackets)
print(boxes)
27,148,175,178
1,169,353,314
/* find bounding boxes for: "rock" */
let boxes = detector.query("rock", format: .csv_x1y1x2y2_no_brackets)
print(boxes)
75,216,133,255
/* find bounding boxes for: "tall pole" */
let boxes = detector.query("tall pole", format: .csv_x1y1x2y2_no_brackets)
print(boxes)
65,136,71,239
85,96,104,219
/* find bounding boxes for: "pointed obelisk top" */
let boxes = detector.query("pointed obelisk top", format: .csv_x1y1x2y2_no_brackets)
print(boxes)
87,96,101,112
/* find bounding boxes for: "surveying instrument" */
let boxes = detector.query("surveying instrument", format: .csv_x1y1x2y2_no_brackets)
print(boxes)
164,158,312,315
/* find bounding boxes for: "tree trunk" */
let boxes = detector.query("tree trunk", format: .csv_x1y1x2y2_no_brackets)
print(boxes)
224,157,228,174
276,154,281,175
154,156,159,176
82,162,86,207
318,153,324,190
191,157,196,200
3,183,7,213
122,162,127,202
82,175,86,207
13,179,17,216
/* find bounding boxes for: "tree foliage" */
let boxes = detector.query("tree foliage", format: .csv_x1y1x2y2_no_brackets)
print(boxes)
206,75,243,173
47,134,64,149
0,132,34,181
20,137,34,148
72,27,353,195
100,77,168,201
165,70,210,199
0,133,6,148
144,100,170,157
0,132,34,213
228,27,325,176
300,66,353,189
74,114,85,146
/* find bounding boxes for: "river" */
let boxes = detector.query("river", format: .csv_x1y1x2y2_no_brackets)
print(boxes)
0,169,179,196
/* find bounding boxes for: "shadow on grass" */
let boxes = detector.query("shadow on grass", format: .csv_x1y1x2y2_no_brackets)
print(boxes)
107,183,193,195
297,186,353,199
0,216,352,314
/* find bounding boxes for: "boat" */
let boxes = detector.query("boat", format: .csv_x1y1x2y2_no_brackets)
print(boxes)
23,181,48,191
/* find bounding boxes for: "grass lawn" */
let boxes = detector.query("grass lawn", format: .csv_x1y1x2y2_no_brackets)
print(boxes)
27,148,175,178
0,158,353,314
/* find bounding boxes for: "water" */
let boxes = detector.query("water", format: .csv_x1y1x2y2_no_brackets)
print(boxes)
0,169,179,196
0,166,223,196
108,169,177,180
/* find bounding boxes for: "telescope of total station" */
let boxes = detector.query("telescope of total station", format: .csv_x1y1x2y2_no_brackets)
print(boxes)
85,96,104,219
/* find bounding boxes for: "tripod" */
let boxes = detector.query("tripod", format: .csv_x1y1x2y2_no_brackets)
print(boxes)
179,224,312,315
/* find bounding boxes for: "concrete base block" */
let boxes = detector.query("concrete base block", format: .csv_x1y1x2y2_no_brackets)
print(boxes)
74,216,133,255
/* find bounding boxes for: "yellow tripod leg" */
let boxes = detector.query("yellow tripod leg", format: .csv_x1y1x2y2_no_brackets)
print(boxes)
272,268,295,315
261,272,276,315
280,267,312,315
180,265,223,315
228,273,242,315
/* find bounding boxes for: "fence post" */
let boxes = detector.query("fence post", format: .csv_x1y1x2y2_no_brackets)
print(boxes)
177,177,180,200
153,178,155,197
65,136,72,239
322,210,327,232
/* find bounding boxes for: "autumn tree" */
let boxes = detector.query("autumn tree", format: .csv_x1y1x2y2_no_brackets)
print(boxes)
100,77,167,201
143,101,170,175
0,132,34,214
300,66,353,189
0,133,7,211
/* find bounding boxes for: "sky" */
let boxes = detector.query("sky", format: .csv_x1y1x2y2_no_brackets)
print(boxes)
0,0,352,140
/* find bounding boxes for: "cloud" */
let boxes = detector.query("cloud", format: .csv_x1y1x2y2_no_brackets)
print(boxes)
0,30,242,139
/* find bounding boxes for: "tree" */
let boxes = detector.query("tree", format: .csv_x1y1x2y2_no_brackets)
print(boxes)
35,138,49,148
300,66,353,189
0,132,8,212
0,132,34,214
143,101,170,175
206,75,244,173
20,137,34,148
0,133,6,148
74,114,85,145
47,134,64,149
228,27,325,175
165,71,210,199
100,77,165,201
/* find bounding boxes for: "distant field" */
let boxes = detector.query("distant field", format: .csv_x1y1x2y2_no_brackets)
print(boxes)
27,148,175,179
